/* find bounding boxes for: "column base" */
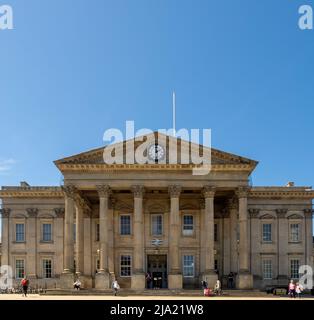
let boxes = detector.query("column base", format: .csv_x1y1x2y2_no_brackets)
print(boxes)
168,274,183,289
60,272,75,289
95,272,110,289
202,272,218,289
236,271,253,289
131,273,146,290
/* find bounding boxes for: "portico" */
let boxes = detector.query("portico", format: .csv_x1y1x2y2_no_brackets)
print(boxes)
1,133,313,290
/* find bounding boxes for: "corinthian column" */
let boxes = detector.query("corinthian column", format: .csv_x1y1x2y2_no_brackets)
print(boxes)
95,185,111,289
202,186,218,287
75,199,85,276
131,185,145,290
26,208,38,279
60,185,76,288
236,187,253,289
168,185,183,289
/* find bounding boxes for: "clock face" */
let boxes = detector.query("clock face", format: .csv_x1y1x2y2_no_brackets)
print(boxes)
148,144,165,161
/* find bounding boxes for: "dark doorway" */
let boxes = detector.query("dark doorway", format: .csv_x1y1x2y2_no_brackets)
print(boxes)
146,255,167,289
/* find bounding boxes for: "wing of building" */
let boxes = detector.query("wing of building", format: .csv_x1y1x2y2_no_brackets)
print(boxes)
0,132,313,290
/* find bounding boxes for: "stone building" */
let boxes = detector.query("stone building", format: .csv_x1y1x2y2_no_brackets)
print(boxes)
0,133,313,290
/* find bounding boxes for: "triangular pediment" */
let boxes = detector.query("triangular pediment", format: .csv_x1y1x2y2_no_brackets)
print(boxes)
54,132,258,173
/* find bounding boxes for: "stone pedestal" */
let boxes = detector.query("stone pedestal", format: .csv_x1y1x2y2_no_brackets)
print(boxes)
131,273,146,290
236,272,253,289
168,274,183,289
202,272,218,289
60,272,74,289
95,272,110,289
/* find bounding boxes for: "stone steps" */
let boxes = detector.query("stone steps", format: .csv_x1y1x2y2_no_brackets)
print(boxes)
41,289,268,297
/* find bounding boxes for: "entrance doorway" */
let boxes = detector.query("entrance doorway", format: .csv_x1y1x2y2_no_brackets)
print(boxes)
146,255,167,289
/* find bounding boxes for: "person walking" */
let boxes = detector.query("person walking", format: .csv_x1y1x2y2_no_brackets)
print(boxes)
288,280,296,298
112,279,120,296
295,282,304,298
146,272,152,289
228,272,234,289
21,277,29,297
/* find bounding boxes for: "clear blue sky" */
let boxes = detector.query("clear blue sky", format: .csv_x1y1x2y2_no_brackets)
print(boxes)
0,0,313,188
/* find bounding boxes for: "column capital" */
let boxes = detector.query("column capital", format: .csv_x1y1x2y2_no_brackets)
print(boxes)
304,209,314,218
62,184,78,199
276,209,287,218
131,185,145,198
202,185,216,198
248,208,260,218
168,185,181,198
0,208,11,218
96,185,111,198
26,208,38,218
236,186,249,199
54,207,65,218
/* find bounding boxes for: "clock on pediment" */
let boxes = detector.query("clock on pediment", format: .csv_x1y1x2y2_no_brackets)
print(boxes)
147,144,165,162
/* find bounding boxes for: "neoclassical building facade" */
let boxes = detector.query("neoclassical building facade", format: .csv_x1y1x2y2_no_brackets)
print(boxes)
0,133,313,290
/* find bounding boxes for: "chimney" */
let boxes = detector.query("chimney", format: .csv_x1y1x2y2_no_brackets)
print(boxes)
286,182,295,187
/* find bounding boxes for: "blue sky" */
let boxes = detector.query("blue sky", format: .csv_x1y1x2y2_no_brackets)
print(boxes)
0,0,313,187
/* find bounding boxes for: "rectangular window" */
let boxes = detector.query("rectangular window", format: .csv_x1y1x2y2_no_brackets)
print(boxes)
183,255,194,277
183,215,194,236
96,223,100,241
151,214,163,236
290,224,300,242
262,224,272,242
120,255,132,277
214,223,218,242
262,260,272,279
15,259,25,279
43,259,52,278
290,259,300,279
120,215,131,235
42,223,52,242
15,224,25,242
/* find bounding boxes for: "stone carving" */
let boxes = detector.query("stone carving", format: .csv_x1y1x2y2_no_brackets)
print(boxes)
26,208,38,218
131,185,145,198
61,185,78,199
236,186,250,198
54,208,65,218
248,209,260,218
96,185,111,198
168,185,181,198
202,186,216,198
0,208,11,218
276,209,288,219
304,209,313,218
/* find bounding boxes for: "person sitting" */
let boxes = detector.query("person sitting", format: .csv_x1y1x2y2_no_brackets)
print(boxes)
214,279,222,296
73,279,81,291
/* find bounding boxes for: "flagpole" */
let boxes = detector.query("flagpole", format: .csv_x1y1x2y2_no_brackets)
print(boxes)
172,91,176,137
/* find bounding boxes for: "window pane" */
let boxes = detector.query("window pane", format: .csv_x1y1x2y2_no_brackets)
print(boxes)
43,224,52,241
16,259,25,279
120,255,132,276
43,259,52,278
183,255,194,277
152,215,163,235
263,224,272,242
290,224,300,242
183,215,194,235
263,260,272,279
120,216,131,235
290,259,300,279
16,224,25,242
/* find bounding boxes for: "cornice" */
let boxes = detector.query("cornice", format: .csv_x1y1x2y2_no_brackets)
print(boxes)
249,189,314,199
0,187,63,198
